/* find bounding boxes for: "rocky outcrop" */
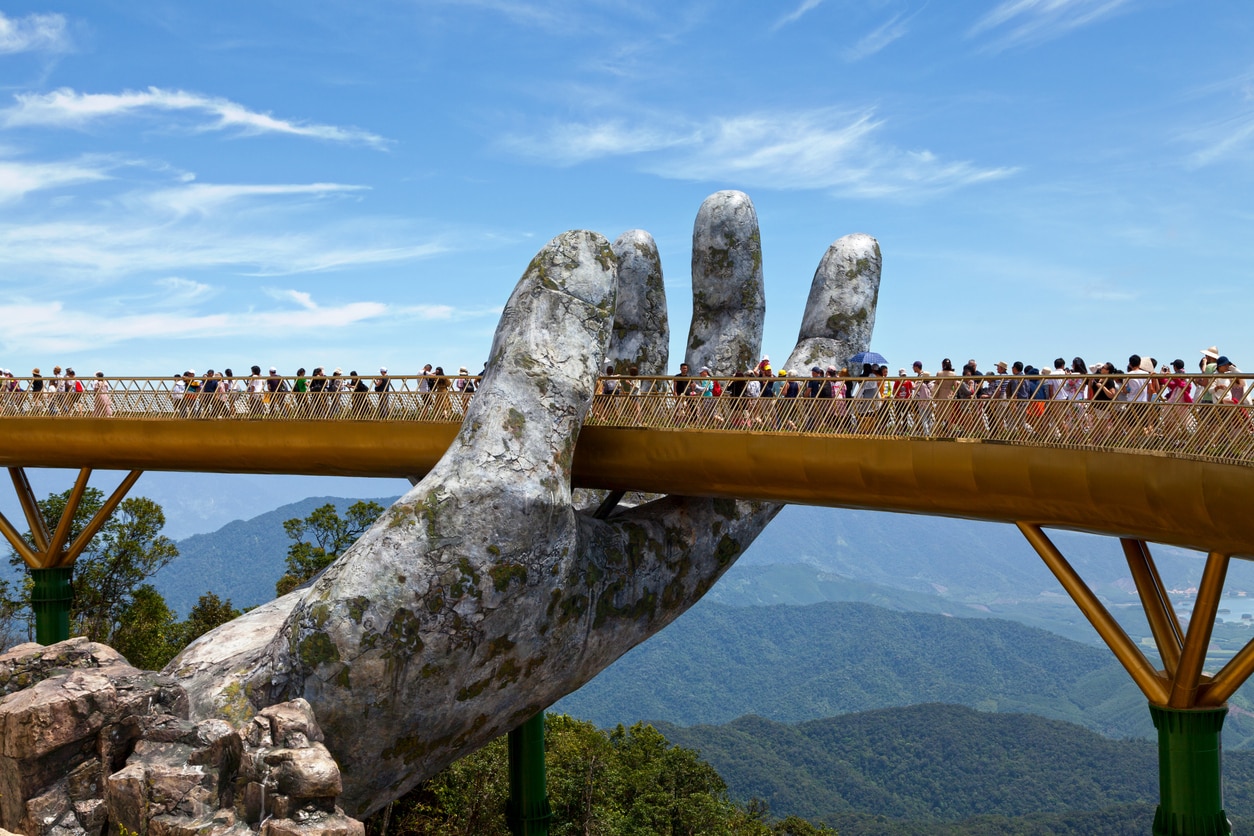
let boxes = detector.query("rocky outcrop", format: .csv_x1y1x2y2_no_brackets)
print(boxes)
0,639,362,836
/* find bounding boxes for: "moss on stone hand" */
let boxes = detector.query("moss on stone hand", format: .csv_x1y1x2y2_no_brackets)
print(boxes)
505,408,526,440
489,562,527,592
297,631,341,669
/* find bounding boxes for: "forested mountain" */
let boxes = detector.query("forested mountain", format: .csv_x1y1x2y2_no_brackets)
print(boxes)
152,495,398,616
556,601,1162,739
655,704,1254,833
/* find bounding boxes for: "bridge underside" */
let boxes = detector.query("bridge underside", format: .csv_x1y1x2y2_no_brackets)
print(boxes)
2,417,1252,558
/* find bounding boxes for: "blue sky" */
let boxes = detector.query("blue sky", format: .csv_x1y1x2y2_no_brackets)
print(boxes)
1,0,1252,378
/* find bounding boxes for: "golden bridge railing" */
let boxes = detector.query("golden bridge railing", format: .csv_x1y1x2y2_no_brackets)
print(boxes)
2,373,1253,467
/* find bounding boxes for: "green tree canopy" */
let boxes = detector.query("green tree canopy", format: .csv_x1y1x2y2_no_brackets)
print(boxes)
365,714,835,836
275,500,384,595
7,488,178,646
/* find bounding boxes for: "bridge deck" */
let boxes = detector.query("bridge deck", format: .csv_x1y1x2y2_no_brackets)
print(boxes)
2,387,1252,557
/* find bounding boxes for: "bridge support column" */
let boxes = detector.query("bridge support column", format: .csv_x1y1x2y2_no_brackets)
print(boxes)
0,467,143,645
506,713,551,836
1016,524,1245,833
1150,704,1230,835
31,566,74,645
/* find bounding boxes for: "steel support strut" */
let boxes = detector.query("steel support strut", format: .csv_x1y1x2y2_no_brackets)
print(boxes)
505,713,551,836
1019,525,1239,835
0,467,143,645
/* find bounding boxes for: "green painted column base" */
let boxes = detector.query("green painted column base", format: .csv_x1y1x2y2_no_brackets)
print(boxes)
1150,703,1231,836
32,566,73,646
506,713,552,836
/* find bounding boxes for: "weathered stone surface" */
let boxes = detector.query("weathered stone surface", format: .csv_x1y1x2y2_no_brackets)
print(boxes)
65,759,102,803
0,639,129,699
265,745,341,799
0,640,192,834
685,190,764,375
148,809,241,836
21,785,72,836
71,797,106,834
259,699,323,747
260,811,364,836
608,229,668,375
0,640,360,836
787,232,881,372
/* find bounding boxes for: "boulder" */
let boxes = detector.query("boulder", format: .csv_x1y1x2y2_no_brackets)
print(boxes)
0,640,360,836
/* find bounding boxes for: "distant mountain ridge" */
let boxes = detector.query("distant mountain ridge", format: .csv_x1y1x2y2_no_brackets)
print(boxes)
556,600,1171,740
653,703,1254,833
154,494,399,616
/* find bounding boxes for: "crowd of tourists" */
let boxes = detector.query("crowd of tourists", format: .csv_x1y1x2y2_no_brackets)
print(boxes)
0,346,1249,444
591,347,1252,444
0,363,485,419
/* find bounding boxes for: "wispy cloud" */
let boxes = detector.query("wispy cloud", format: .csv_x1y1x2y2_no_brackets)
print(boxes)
423,0,565,30
0,12,70,55
140,182,368,218
0,156,111,202
773,0,826,31
0,217,449,279
0,293,496,354
154,277,214,303
0,87,390,148
497,120,695,165
500,107,1017,198
969,0,1132,52
843,10,915,62
1184,114,1254,168
1178,71,1254,168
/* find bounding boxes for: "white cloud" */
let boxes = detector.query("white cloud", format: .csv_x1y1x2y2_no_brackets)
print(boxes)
968,0,1132,51
501,107,1016,198
0,293,496,354
154,277,214,303
0,156,110,203
497,120,695,165
773,0,826,31
0,12,70,55
141,182,368,218
266,288,319,310
1185,115,1254,168
1177,71,1254,167
0,87,390,149
843,11,913,62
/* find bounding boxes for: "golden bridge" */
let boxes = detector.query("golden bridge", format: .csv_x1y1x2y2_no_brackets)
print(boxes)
3,372,1253,834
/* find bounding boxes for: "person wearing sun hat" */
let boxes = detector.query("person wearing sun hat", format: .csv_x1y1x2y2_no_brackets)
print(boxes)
374,367,392,419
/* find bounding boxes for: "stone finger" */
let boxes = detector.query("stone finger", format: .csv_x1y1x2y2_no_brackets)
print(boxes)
784,232,881,372
607,229,669,376
685,190,765,375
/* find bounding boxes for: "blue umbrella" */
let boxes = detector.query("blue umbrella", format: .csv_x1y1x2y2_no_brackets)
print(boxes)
849,351,887,365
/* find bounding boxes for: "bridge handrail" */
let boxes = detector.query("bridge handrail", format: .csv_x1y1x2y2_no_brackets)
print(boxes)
1,373,1252,467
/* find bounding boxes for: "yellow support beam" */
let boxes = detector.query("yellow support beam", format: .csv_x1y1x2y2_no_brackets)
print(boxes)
10,467,50,553
0,506,41,568
44,468,92,568
1122,539,1184,677
58,470,143,568
1018,523,1170,705
1168,551,1229,709
1200,636,1254,707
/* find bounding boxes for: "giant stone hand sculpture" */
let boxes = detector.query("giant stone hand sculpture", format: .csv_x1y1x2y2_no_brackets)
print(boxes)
167,190,881,817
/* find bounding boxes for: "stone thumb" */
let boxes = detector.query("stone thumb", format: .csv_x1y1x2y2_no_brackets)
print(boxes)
424,229,618,507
